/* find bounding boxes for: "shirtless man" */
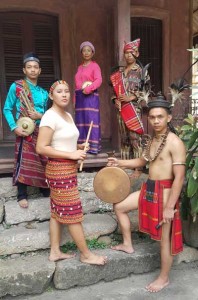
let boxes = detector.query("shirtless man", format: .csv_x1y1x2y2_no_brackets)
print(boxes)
107,96,186,292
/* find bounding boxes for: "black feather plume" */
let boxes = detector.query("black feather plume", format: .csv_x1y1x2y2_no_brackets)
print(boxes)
170,78,191,104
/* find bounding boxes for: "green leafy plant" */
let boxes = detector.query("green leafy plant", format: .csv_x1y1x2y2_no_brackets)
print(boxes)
87,238,107,250
61,241,77,253
178,114,198,221
61,238,107,253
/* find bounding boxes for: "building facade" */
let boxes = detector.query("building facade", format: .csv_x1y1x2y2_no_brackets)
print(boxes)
0,0,193,172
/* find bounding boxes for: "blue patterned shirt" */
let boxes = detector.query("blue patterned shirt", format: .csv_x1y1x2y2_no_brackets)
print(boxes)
3,79,49,131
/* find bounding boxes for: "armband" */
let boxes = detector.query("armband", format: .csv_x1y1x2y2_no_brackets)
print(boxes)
172,162,186,166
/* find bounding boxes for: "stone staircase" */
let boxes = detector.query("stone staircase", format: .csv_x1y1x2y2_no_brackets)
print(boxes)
0,172,198,298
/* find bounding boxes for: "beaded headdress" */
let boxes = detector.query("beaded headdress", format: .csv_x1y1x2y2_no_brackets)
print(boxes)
49,80,68,95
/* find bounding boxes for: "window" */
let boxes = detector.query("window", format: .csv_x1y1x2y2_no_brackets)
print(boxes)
0,12,60,141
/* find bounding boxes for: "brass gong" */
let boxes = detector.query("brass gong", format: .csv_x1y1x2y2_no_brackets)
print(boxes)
93,167,131,204
16,117,35,135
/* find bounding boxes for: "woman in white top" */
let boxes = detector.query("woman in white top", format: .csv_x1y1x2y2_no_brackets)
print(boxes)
36,80,107,265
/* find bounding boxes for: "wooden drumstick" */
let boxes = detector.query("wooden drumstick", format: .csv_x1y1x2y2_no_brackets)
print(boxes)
155,209,177,230
79,121,93,172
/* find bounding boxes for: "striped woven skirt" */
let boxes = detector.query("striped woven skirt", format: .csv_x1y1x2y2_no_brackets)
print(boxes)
45,159,83,224
13,126,48,188
75,89,101,154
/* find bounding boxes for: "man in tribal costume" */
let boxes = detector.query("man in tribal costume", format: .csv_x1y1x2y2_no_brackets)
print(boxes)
107,95,185,293
110,38,150,176
3,52,49,208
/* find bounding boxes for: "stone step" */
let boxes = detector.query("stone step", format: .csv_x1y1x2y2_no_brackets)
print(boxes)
0,243,197,298
0,214,117,256
0,255,55,298
0,242,160,298
4,195,113,225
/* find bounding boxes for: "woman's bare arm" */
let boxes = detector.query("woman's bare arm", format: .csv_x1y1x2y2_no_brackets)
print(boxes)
36,126,86,161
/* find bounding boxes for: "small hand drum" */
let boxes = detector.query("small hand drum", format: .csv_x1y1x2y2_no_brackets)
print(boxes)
93,167,131,204
82,81,93,89
17,117,35,135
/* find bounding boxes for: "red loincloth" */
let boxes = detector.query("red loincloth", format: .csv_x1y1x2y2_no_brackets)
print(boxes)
138,179,183,255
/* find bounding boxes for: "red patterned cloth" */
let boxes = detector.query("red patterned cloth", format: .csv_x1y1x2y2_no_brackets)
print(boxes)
124,38,140,52
139,179,183,255
110,71,144,135
45,159,83,224
13,126,48,188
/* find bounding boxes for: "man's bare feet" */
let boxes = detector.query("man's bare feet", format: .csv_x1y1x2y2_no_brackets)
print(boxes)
146,277,169,293
49,251,76,262
111,244,134,254
18,199,28,208
80,252,108,265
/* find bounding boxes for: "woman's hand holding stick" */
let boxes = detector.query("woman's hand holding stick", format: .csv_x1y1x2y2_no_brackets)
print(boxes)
79,121,93,171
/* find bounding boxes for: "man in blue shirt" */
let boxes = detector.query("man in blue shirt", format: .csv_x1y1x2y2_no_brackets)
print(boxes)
3,52,49,208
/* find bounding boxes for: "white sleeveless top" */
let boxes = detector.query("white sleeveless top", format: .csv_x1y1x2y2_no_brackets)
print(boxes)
40,109,79,152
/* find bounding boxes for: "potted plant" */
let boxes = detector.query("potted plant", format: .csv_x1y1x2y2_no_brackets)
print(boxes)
178,114,198,247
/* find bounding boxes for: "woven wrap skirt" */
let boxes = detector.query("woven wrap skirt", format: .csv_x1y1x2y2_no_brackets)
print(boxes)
13,126,48,188
45,159,83,224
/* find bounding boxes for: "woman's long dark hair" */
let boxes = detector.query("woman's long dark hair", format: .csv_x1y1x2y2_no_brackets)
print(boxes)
46,79,64,110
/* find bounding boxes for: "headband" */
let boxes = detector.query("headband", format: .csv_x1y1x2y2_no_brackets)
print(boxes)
23,57,40,64
80,41,95,53
49,80,68,95
124,38,140,53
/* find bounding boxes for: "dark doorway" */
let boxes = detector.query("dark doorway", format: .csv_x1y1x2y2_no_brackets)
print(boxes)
0,12,60,141
131,17,162,133
131,17,162,95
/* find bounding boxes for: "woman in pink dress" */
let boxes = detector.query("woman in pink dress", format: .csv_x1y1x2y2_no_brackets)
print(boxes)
74,41,102,154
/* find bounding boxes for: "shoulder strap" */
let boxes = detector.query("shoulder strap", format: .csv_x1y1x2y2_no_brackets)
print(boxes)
15,79,34,105
110,71,125,97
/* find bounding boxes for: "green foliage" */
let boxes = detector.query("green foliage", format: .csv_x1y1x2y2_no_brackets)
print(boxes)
61,238,107,253
61,241,77,253
179,114,198,220
87,238,107,250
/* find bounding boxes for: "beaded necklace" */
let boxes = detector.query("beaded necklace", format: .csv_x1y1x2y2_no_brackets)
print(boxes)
142,130,169,162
